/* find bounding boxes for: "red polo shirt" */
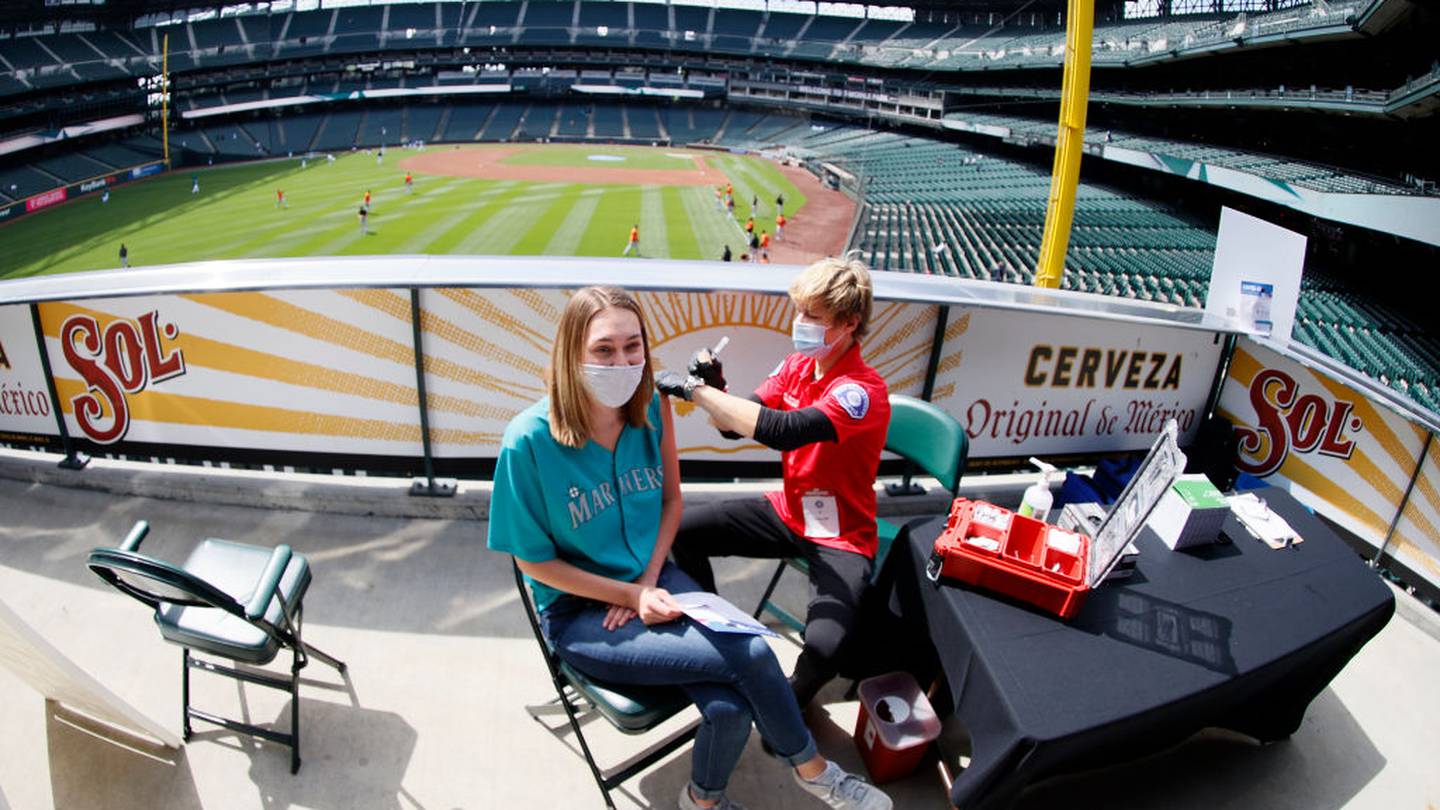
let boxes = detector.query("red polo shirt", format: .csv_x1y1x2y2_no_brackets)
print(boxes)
754,342,890,558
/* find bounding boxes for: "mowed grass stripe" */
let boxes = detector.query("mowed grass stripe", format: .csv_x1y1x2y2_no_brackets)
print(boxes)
542,188,603,256
640,186,669,259
310,177,475,254
578,186,642,257
661,186,699,260
511,185,586,255
451,183,570,254
392,179,510,253
679,185,731,262
420,182,530,254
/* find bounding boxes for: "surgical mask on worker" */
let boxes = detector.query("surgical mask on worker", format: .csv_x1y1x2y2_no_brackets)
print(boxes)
582,363,646,408
792,319,832,359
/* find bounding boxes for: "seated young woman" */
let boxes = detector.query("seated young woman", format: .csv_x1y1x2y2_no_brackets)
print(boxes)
488,285,891,810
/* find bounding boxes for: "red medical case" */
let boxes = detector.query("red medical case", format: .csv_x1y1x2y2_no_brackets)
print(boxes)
927,499,1091,619
926,420,1189,620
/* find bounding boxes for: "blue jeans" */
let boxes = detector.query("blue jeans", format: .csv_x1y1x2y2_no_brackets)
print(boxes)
542,562,818,801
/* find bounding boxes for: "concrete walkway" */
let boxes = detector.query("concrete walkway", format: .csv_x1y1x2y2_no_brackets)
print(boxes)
1,473,1437,810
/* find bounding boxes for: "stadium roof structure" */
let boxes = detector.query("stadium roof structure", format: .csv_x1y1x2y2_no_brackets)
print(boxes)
6,0,1100,32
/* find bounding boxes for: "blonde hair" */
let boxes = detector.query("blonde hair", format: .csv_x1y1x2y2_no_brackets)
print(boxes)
548,286,655,448
788,256,874,340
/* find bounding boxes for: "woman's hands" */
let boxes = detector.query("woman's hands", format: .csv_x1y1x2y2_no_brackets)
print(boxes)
602,577,684,630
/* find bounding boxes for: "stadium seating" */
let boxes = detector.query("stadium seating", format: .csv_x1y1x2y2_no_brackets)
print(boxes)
945,110,1423,197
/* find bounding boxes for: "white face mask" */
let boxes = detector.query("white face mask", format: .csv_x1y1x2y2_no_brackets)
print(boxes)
582,363,646,408
792,319,832,359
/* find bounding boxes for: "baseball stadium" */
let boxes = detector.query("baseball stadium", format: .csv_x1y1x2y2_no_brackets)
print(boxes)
1,0,1439,807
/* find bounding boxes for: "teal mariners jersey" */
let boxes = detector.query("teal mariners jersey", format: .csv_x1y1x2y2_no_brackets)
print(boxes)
488,393,666,612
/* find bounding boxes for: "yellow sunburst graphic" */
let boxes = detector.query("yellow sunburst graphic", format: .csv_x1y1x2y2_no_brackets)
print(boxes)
638,291,940,394
639,291,794,347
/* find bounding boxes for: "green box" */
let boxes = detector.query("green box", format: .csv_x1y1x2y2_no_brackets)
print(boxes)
1149,474,1229,550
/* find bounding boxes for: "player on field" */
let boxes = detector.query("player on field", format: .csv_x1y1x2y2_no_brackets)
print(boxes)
776,212,786,241
405,172,414,194
760,230,771,263
363,189,372,212
276,189,287,208
623,224,640,257
358,207,369,235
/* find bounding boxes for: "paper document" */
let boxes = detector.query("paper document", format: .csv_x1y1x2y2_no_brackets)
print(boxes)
1227,493,1303,549
672,592,779,637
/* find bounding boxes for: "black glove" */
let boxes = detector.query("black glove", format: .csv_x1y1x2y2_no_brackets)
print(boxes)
687,348,727,392
655,371,703,401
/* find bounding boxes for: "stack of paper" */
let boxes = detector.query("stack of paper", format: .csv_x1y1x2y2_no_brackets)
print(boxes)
1227,492,1303,549
1149,474,1231,550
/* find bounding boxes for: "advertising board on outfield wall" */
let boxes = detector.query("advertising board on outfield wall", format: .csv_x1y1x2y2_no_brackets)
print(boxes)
0,285,1224,465
1219,338,1440,587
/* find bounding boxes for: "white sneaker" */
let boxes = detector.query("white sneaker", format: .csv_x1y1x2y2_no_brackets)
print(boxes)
678,783,749,810
794,761,892,810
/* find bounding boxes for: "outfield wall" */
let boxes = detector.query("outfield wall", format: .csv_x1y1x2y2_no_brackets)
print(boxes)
1,256,1436,589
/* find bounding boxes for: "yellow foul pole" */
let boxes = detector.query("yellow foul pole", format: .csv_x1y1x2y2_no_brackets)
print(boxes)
1033,0,1094,289
162,33,170,168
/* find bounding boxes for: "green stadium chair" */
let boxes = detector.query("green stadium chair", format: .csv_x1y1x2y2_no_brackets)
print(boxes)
87,520,347,774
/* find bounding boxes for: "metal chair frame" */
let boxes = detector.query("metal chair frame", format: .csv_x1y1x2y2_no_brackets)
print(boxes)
513,561,698,809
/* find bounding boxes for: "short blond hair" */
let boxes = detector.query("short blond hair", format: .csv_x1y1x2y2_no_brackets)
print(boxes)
788,256,874,340
548,286,655,448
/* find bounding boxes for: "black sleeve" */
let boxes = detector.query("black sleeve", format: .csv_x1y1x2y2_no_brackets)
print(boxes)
753,406,838,452
718,393,765,440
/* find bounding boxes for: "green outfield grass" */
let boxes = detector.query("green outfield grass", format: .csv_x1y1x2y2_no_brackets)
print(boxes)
0,145,808,278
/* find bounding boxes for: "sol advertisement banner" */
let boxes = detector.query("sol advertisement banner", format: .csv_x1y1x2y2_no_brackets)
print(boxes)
34,291,429,456
1218,338,1433,552
929,306,1224,458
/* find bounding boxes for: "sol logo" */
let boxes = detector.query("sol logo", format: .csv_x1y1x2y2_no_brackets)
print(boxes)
1235,368,1361,477
60,311,186,444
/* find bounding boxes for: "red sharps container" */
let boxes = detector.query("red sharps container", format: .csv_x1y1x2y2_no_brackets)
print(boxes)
852,671,942,784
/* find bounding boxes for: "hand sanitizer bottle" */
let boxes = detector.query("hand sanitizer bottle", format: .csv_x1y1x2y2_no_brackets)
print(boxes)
1018,457,1058,522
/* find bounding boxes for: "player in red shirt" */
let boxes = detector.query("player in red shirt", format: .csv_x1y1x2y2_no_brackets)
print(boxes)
404,172,413,194
658,257,890,709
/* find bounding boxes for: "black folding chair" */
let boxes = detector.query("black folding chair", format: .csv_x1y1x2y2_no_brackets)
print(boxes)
513,561,698,809
88,520,346,773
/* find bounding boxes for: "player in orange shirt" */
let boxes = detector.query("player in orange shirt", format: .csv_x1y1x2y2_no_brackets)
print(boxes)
405,172,414,194
623,224,640,256
363,189,372,212
776,212,786,241
745,217,754,235
760,230,771,262
276,188,286,208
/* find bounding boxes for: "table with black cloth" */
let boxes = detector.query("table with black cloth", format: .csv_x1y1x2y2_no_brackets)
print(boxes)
887,488,1394,810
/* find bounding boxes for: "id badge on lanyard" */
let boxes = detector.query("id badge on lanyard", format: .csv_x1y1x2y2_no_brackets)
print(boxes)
801,489,841,539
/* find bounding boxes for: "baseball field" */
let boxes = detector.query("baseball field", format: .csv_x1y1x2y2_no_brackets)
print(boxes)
0,143,853,279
